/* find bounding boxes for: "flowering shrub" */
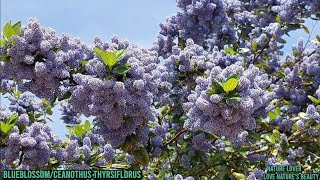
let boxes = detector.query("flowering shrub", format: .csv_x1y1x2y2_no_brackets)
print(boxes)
1,0,320,179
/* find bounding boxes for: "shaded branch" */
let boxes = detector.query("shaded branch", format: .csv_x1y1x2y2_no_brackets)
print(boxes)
288,128,308,142
164,128,188,146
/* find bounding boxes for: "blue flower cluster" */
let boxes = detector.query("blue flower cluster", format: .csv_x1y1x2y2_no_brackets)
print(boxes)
184,62,275,140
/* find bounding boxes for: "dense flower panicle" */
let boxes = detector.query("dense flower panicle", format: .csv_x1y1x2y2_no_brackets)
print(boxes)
191,133,210,152
156,0,236,56
68,37,161,147
247,168,265,180
173,174,194,180
181,154,190,167
103,144,115,162
8,92,43,114
152,147,162,158
1,18,92,100
300,43,320,89
65,140,80,162
60,100,81,124
213,139,225,151
125,155,136,164
306,105,320,124
271,76,307,108
67,161,90,170
82,145,91,159
184,62,275,141
2,122,62,169
288,147,304,159
222,0,320,66
157,39,242,126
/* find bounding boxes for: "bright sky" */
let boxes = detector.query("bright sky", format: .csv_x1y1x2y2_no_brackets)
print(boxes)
1,0,178,47
1,0,319,139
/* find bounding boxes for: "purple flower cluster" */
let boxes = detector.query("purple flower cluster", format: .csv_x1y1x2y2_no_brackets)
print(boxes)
68,37,161,147
2,18,92,100
3,122,62,169
156,0,236,57
184,62,275,140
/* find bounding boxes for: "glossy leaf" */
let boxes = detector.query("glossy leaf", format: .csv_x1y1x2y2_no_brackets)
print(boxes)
223,78,238,94
113,63,131,75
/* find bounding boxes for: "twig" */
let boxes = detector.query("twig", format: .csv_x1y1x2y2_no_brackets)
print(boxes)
288,128,308,141
164,128,188,146
252,38,272,64
303,20,318,50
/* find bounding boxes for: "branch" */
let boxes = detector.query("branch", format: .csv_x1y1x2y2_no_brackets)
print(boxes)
307,50,316,57
288,128,308,142
164,128,188,146
252,38,272,64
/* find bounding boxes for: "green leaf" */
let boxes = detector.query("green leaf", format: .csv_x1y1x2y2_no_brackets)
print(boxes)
308,95,320,105
224,47,236,55
12,21,21,29
46,106,53,115
225,147,235,152
287,23,301,31
79,61,89,65
112,63,131,75
262,134,274,143
84,120,91,131
11,22,21,36
223,78,238,94
0,40,5,46
42,99,48,106
252,41,258,52
293,49,299,57
206,88,217,96
14,91,21,98
0,121,14,134
316,35,320,42
3,21,12,40
268,107,280,120
3,21,21,41
58,91,72,101
74,125,85,136
275,107,280,115
300,24,309,34
133,148,149,166
88,153,104,165
305,119,315,127
275,16,282,23
268,112,277,120
298,112,309,120
7,113,18,124
290,116,300,121
232,172,246,180
0,54,10,63
248,131,260,141
18,123,26,134
228,97,241,102
207,79,225,95
115,49,127,61
91,145,100,156
278,38,287,44
148,122,158,128
214,79,224,88
66,126,74,132
93,47,117,70
239,48,250,53
272,129,281,143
